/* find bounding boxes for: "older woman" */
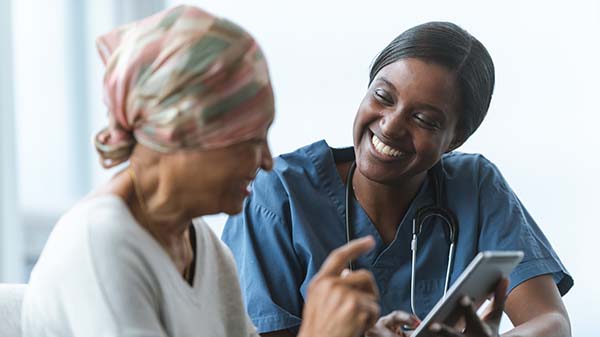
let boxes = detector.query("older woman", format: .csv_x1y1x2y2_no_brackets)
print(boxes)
223,22,573,337
21,6,385,337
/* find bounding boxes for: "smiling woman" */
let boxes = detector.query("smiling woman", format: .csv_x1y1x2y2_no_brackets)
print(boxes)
20,5,384,337
223,22,572,337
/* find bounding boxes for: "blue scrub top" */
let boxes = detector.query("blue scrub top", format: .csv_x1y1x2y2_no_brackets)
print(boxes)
222,140,573,334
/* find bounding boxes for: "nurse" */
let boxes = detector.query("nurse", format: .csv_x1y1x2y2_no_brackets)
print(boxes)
223,22,572,337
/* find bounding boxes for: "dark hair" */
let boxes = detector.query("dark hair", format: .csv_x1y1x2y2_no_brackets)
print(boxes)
369,22,495,145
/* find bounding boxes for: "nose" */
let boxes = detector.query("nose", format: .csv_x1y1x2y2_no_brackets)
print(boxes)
260,141,273,171
380,109,410,140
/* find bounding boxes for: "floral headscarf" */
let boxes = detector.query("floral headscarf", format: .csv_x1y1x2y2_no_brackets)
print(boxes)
94,5,274,168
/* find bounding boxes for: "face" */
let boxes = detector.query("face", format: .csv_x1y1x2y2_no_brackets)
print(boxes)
210,128,274,215
169,123,274,216
353,58,461,186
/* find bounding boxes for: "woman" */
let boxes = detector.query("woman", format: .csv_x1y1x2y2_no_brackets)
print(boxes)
222,22,573,337
21,6,388,337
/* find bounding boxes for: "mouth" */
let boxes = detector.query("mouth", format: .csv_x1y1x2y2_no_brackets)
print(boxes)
370,133,408,159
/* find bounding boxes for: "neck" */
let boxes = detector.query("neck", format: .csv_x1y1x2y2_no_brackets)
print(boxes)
124,165,197,276
352,167,426,244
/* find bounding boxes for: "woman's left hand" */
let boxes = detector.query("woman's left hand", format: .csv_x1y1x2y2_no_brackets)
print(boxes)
428,278,509,337
365,310,419,337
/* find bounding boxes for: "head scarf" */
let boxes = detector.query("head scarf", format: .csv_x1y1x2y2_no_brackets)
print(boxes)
94,5,274,168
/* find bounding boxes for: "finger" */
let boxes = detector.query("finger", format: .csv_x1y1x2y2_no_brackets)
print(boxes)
355,296,381,332
365,299,381,331
380,311,420,330
429,323,462,337
338,269,380,298
484,278,509,325
459,296,488,335
317,236,375,277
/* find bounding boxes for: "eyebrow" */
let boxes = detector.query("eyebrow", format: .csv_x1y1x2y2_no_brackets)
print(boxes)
376,76,448,120
377,77,398,93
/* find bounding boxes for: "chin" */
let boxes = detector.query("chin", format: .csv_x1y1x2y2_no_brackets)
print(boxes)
356,153,424,187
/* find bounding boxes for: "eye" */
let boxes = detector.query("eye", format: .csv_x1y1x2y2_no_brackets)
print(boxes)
373,89,394,106
413,113,440,129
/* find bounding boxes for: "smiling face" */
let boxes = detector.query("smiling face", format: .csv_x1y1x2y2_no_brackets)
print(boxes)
353,58,462,186
165,115,274,216
208,130,274,214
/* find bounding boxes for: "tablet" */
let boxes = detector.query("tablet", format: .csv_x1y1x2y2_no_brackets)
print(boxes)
411,251,524,337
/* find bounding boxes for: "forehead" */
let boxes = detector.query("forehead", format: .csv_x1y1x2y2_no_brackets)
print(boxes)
374,58,461,115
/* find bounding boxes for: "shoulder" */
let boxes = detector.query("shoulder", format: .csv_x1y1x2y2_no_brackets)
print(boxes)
251,139,332,204
68,196,165,302
23,196,145,332
83,195,155,260
441,152,507,187
442,152,499,175
268,139,331,180
30,196,132,274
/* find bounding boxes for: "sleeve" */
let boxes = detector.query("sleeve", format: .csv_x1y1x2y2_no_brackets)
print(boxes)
476,157,573,296
86,218,169,337
222,169,305,334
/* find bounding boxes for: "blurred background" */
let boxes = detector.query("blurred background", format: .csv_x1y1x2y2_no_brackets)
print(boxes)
1,0,598,335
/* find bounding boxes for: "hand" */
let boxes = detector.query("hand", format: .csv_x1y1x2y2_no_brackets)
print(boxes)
365,311,420,337
298,236,381,337
428,278,509,337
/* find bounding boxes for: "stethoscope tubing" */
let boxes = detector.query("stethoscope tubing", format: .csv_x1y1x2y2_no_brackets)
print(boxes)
344,160,458,319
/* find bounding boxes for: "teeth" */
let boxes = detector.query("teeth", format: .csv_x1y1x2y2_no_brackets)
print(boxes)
371,134,403,157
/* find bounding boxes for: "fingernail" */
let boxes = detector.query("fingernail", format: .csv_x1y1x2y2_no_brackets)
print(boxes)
430,323,441,332
341,269,351,277
461,296,471,306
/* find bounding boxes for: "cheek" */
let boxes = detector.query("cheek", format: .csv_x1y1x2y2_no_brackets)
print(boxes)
233,149,260,174
353,98,378,143
413,132,450,159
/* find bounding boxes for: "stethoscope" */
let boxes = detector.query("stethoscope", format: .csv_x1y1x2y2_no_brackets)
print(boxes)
344,161,458,319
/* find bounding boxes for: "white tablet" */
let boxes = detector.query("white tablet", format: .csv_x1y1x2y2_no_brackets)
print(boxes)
411,251,524,337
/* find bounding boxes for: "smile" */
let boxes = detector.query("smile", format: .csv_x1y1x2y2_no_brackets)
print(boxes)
371,134,405,158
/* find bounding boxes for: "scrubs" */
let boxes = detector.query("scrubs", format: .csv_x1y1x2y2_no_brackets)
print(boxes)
222,140,572,334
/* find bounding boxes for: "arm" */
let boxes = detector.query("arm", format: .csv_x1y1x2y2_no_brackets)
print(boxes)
475,157,572,336
503,274,571,337
429,158,573,337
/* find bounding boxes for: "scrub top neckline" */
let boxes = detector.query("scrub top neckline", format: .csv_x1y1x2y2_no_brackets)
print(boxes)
308,140,434,268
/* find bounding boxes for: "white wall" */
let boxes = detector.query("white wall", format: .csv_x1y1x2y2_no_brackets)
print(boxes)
0,0,23,282
166,0,597,335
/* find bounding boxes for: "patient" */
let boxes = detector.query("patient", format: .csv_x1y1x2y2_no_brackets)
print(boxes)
21,6,384,337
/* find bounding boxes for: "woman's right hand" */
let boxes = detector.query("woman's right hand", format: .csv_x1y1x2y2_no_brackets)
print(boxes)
298,236,380,337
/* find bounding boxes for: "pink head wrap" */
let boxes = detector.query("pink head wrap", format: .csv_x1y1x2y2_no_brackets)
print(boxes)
94,5,274,168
